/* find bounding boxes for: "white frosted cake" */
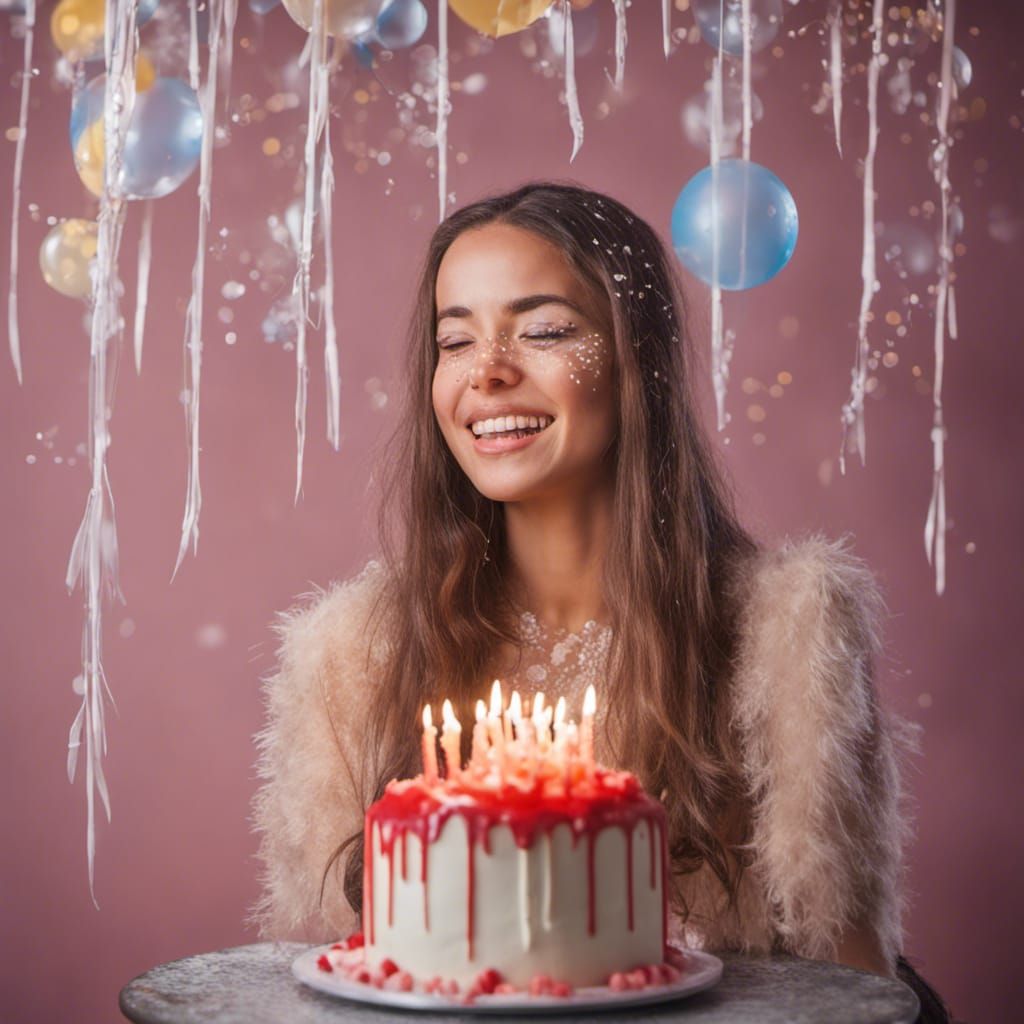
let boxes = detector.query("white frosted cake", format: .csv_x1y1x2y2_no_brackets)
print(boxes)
318,686,681,1000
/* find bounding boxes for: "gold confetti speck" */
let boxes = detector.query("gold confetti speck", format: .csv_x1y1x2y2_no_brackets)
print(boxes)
262,137,281,157
777,370,793,386
885,310,902,326
747,404,766,423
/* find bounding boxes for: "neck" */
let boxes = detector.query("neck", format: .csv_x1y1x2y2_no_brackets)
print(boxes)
503,476,614,633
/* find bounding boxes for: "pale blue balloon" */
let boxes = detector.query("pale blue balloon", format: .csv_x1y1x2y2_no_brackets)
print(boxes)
374,0,427,49
671,159,798,290
248,0,280,12
70,76,203,200
693,0,782,58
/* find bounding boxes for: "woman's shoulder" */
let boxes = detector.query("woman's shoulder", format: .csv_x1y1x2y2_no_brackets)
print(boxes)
266,559,393,704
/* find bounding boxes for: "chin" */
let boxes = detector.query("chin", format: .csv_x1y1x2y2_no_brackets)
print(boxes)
464,471,547,504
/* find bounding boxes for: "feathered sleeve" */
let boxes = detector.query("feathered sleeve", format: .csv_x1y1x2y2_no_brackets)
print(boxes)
730,535,920,967
249,560,389,942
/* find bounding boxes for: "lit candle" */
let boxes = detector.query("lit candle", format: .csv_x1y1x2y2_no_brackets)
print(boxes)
421,704,438,785
487,680,505,769
471,698,488,771
504,689,521,747
564,721,579,793
581,684,597,773
441,699,462,781
532,692,547,752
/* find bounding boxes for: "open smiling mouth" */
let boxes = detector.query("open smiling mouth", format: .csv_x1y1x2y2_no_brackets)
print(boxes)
468,415,554,441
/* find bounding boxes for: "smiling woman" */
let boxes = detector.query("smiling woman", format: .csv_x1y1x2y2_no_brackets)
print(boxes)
251,182,951,1022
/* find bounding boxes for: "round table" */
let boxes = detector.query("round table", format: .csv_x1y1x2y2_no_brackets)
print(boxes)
119,942,920,1023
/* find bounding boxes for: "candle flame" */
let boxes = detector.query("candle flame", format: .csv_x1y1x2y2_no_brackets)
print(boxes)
532,691,546,725
422,703,433,730
475,698,486,722
554,695,566,727
583,683,596,718
509,690,522,723
442,697,461,732
489,679,503,718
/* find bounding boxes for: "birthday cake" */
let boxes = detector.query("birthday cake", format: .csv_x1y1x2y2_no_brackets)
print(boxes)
317,683,682,1000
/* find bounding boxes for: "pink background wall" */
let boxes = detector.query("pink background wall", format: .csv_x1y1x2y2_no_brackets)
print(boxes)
2,4,1021,1021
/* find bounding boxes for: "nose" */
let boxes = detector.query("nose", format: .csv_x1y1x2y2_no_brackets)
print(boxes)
469,337,522,391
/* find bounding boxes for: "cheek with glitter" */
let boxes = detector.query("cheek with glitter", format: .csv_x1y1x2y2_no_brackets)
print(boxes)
525,331,611,390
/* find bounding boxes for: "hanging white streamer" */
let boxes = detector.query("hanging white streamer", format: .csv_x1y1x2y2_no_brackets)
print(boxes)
436,0,450,221
321,87,340,452
710,46,730,432
828,0,843,158
561,0,583,162
133,201,153,375
611,0,626,92
66,0,137,905
741,0,752,161
6,0,35,386
174,0,228,577
188,0,200,91
293,0,329,501
661,0,671,59
839,0,883,473
925,0,956,597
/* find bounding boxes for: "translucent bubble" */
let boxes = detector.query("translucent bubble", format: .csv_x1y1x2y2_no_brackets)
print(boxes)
221,281,246,300
547,2,600,58
196,623,227,649
681,77,764,156
693,0,783,57
262,294,301,345
880,222,936,279
952,46,972,91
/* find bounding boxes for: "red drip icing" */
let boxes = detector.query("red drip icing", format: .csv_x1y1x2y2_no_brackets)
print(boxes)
625,821,635,932
364,825,375,945
659,817,669,951
401,830,408,882
365,767,667,955
386,826,395,928
467,827,476,961
421,831,429,932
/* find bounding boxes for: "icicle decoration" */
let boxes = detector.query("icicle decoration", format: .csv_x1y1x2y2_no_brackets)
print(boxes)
320,86,340,452
741,0,752,160
925,0,957,597
839,0,883,473
709,48,731,432
561,0,584,162
6,0,36,386
188,0,200,90
828,0,843,157
436,0,450,221
661,0,671,59
174,0,228,576
292,0,329,500
133,201,153,375
611,0,626,92
66,0,137,904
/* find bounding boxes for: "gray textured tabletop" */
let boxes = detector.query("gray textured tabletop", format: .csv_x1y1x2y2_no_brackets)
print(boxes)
119,942,920,1023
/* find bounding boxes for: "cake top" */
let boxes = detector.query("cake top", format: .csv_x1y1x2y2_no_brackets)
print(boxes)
367,681,665,829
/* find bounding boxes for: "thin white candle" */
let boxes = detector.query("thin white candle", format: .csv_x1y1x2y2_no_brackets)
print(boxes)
421,704,438,785
581,684,597,772
441,698,462,781
471,698,488,771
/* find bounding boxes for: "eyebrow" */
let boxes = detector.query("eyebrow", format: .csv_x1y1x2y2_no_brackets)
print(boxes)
436,293,584,322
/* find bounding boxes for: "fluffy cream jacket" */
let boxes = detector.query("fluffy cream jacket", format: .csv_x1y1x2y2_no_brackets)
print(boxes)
250,535,919,968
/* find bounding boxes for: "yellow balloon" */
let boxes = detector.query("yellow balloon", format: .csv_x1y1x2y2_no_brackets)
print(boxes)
39,219,98,300
281,0,382,37
448,0,551,37
51,0,105,61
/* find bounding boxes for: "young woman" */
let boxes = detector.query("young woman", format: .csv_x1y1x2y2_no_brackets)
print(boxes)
252,183,951,1021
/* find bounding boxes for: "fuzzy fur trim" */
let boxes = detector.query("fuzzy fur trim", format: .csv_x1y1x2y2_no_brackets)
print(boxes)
249,537,919,965
728,533,920,965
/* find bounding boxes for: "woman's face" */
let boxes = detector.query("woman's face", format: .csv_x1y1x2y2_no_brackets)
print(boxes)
432,223,617,504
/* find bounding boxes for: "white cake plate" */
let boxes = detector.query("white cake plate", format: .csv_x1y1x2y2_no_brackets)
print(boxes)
292,944,723,1014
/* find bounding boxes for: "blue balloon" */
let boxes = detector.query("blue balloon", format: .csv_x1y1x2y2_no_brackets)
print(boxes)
70,76,203,201
374,0,427,49
351,35,377,67
247,0,280,13
670,159,798,291
138,0,160,26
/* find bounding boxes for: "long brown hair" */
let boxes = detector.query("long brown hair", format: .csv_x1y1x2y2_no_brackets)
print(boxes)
328,181,758,922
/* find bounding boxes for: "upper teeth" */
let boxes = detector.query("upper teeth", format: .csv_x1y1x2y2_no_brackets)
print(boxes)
470,415,550,436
